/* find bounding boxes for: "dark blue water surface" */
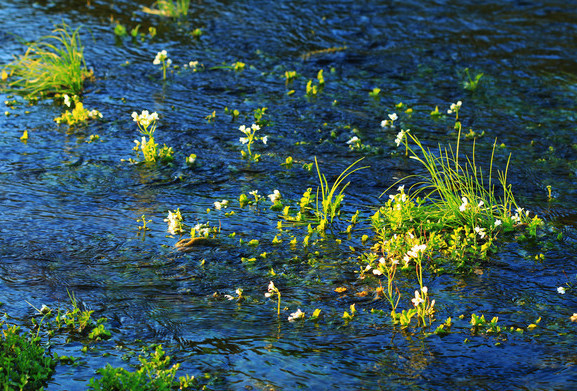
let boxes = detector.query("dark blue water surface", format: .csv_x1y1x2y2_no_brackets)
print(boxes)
1,0,577,389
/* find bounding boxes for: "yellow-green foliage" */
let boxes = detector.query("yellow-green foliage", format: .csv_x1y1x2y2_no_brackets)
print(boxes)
3,24,92,98
54,95,102,126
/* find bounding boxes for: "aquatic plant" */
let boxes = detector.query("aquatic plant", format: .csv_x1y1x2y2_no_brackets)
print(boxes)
264,281,282,315
3,24,92,98
463,68,484,91
239,123,267,161
153,50,172,80
143,0,191,18
361,104,543,328
88,345,197,390
137,214,152,234
164,209,184,235
314,157,367,231
306,69,325,97
381,113,398,128
129,110,174,164
54,94,102,126
0,321,56,389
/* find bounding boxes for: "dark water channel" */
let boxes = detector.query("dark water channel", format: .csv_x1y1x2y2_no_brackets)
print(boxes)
1,0,577,389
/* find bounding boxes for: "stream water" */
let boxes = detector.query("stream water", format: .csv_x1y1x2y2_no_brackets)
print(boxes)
1,0,577,389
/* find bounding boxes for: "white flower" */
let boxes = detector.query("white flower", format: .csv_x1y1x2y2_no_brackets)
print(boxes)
63,94,71,107
249,190,259,197
448,101,462,114
265,281,276,297
459,197,469,212
346,136,360,145
166,58,172,67
132,110,158,128
389,113,398,121
557,286,566,295
395,130,406,146
268,190,281,203
214,200,228,210
288,308,305,322
478,200,484,208
262,135,268,145
251,124,260,131
474,226,486,239
164,210,183,235
407,244,427,259
397,185,405,193
411,290,424,306
381,120,390,127
239,137,249,144
153,50,168,65
372,269,383,276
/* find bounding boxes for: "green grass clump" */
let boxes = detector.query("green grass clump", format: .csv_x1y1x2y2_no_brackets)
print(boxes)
3,24,92,98
0,321,56,390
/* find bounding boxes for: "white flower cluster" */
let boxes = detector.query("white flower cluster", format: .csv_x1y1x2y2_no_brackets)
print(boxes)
213,199,229,210
288,308,305,322
412,286,428,306
381,113,398,128
389,185,408,210
131,110,158,128
183,60,199,69
153,50,171,66
447,101,462,115
512,207,529,224
264,281,276,298
164,209,183,235
403,243,427,266
268,190,281,203
193,222,210,237
395,129,407,146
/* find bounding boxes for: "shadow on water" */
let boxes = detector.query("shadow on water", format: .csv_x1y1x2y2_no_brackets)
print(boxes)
1,0,577,389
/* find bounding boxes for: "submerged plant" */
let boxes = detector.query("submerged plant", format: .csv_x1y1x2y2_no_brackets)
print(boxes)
143,0,191,17
463,68,484,91
306,69,325,97
3,24,92,98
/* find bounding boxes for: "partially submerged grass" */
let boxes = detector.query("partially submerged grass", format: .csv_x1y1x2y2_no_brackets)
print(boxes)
3,24,92,98
390,127,520,231
314,156,367,231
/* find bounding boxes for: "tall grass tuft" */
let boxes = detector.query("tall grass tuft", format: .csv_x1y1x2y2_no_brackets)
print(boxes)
3,24,92,98
314,157,367,230
389,127,530,232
